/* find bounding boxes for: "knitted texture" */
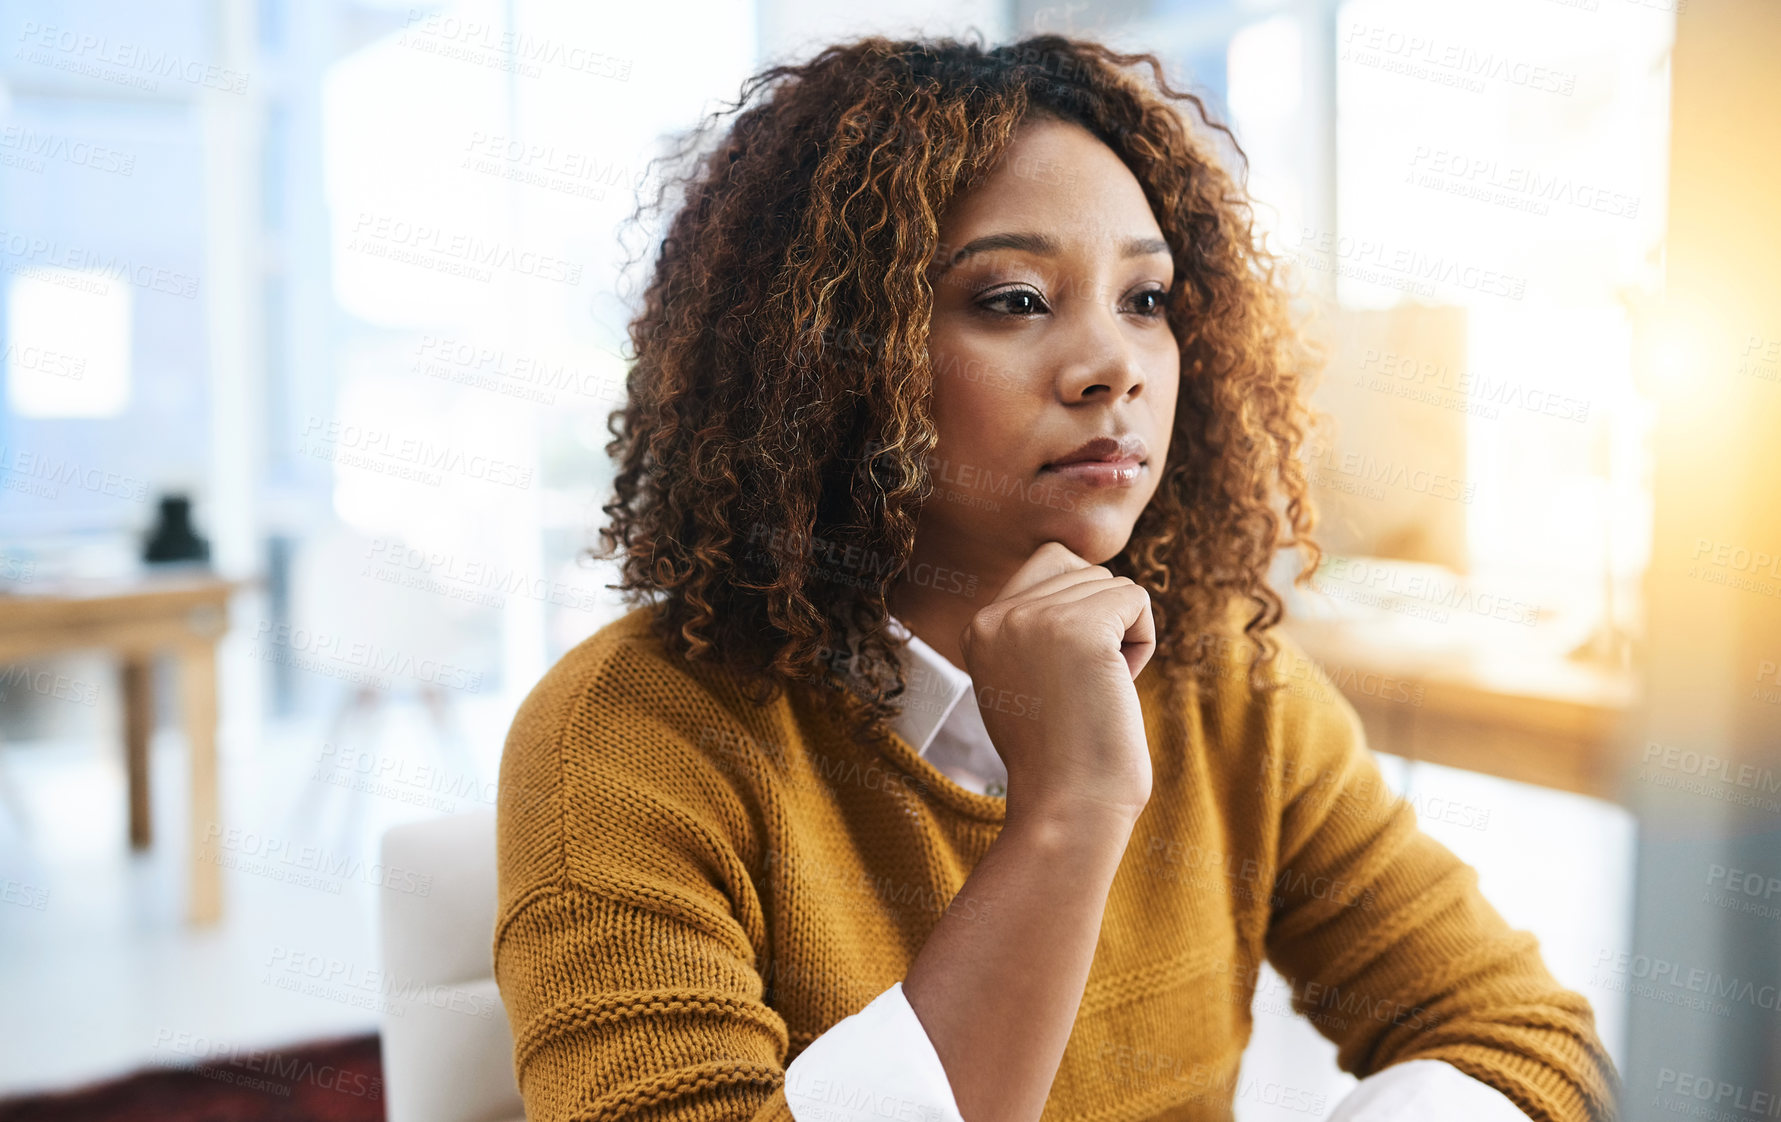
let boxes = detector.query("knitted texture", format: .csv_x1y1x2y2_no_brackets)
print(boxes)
493,604,1620,1121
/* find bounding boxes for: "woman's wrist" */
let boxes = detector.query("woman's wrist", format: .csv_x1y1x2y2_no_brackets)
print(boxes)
1002,793,1144,862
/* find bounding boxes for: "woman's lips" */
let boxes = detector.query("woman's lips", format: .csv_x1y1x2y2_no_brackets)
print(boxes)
1039,457,1146,486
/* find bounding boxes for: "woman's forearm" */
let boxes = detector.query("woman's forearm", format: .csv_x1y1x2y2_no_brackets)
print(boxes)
902,803,1137,1122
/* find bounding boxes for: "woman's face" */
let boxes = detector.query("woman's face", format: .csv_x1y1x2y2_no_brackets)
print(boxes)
918,115,1179,577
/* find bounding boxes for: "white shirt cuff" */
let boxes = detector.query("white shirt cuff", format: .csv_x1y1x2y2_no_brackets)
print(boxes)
784,988,1527,1122
1328,1058,1532,1120
783,981,967,1122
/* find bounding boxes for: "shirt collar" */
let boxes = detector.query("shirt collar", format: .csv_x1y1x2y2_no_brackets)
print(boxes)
880,614,974,759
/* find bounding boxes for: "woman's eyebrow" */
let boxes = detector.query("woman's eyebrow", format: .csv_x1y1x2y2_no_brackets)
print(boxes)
934,232,1171,276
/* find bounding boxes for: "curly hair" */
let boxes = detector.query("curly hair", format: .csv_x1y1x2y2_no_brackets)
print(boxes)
591,32,1327,746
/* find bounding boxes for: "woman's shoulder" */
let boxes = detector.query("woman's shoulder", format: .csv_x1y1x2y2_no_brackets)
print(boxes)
510,600,715,718
1151,611,1363,764
495,601,765,900
550,599,668,674
499,599,819,809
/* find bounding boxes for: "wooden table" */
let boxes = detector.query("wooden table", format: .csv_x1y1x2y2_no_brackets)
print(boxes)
1283,616,1642,805
0,571,241,925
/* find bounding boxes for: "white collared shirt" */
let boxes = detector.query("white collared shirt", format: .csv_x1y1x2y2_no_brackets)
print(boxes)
782,616,1531,1122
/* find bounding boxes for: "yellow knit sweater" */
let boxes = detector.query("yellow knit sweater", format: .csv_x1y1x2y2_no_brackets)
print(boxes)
493,603,1620,1121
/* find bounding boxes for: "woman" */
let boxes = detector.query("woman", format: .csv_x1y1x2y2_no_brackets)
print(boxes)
492,33,1619,1122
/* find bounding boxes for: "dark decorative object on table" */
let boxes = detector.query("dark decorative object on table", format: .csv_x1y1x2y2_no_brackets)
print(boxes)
142,494,210,567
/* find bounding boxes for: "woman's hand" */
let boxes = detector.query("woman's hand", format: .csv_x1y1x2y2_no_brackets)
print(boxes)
958,540,1155,828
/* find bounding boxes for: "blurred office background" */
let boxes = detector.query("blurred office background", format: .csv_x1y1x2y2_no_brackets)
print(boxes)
0,0,1775,1118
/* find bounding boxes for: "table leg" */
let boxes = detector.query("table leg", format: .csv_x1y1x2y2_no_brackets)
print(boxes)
120,655,154,850
179,641,221,926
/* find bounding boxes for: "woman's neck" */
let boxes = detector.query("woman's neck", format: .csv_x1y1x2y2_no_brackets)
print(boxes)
885,546,1020,673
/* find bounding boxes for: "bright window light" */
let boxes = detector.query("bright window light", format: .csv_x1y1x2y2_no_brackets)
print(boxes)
1227,14,1307,252
5,271,132,418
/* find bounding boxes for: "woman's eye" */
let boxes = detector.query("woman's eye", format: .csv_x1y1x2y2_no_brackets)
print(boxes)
1129,288,1168,317
976,286,1166,318
980,288,1047,316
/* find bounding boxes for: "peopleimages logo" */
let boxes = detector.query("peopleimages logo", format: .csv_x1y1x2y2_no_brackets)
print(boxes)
0,443,152,503
0,229,197,297
150,1029,381,1101
347,212,582,286
400,10,631,81
297,415,534,491
1340,22,1577,96
1355,348,1592,422
249,620,485,693
1691,538,1781,579
262,945,497,1019
1591,948,1780,1017
1640,741,1781,793
14,21,250,94
201,823,433,896
1405,146,1640,220
1655,1069,1781,1116
0,125,136,176
1293,227,1527,301
1701,863,1781,924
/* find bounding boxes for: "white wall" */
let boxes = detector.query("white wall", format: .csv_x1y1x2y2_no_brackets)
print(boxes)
755,0,1011,67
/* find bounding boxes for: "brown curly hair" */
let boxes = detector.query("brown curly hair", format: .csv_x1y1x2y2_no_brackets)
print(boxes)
591,32,1326,744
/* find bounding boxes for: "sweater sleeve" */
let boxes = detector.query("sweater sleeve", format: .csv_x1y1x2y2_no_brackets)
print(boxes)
494,883,796,1122
1255,632,1621,1122
492,645,798,1122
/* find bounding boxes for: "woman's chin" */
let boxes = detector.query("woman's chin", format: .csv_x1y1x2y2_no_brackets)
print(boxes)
1031,513,1139,565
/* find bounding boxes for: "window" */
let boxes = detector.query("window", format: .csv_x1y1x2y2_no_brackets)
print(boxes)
5,270,132,419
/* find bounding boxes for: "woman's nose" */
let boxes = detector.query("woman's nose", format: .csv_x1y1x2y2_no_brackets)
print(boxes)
1053,300,1147,402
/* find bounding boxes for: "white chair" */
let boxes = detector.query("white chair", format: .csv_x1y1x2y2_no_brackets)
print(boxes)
379,808,526,1122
